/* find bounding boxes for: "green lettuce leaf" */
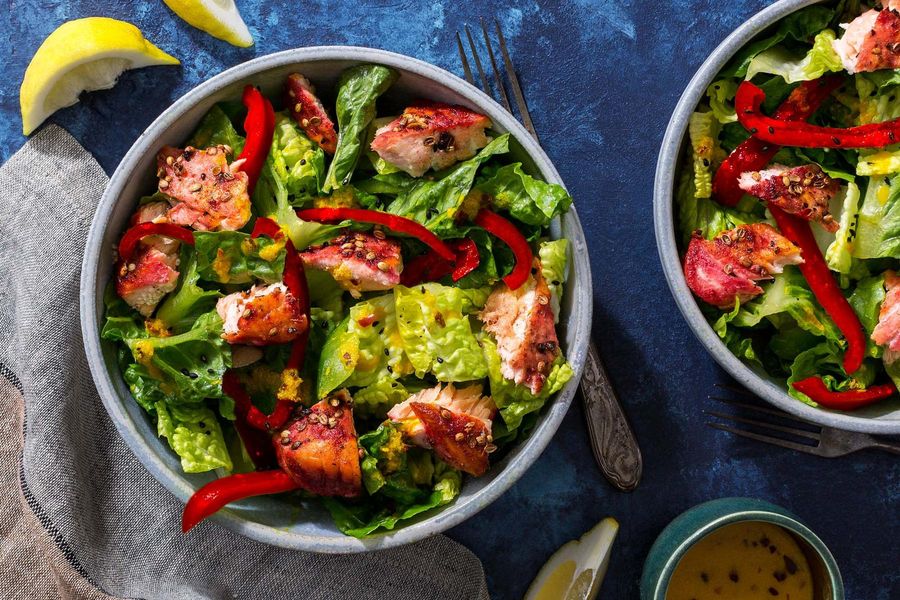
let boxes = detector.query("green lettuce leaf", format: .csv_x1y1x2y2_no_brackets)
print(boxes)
712,300,763,368
365,116,401,175
101,285,145,342
539,239,568,322
852,175,900,259
193,230,285,285
155,402,232,473
353,378,410,418
474,161,572,227
787,342,877,406
706,79,738,123
187,105,245,153
745,29,843,84
688,111,724,199
481,335,574,431
675,168,756,247
386,134,510,235
719,5,835,78
344,294,413,387
324,65,399,192
825,181,861,273
155,247,223,334
316,316,358,399
848,273,886,359
395,283,489,380
124,311,231,406
271,113,326,201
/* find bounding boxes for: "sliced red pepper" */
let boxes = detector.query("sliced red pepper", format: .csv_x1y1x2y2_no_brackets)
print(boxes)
222,371,277,468
118,222,195,262
295,207,455,261
399,239,480,286
713,76,843,206
282,240,310,372
769,206,866,374
181,470,299,532
235,85,276,194
250,216,283,240
736,80,900,149
474,209,533,290
792,376,895,411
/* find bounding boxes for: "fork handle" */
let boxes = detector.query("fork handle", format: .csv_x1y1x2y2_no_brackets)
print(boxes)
580,341,642,491
872,440,900,455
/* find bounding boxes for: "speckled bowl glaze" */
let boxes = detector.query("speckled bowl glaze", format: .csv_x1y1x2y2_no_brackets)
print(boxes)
79,47,591,552
654,0,900,434
640,498,844,600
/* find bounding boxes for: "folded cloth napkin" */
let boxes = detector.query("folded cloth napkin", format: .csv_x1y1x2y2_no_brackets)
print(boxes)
0,125,490,600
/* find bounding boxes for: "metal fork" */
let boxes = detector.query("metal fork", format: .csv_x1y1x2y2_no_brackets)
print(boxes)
707,384,900,457
457,21,643,491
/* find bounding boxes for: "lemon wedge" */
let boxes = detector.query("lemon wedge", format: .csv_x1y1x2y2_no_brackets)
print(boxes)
525,517,619,600
20,17,179,136
163,0,253,47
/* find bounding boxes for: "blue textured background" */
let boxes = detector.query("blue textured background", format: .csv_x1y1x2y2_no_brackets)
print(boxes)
2,1,898,598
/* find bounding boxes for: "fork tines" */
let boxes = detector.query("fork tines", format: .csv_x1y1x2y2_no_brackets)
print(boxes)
705,395,824,455
457,19,540,142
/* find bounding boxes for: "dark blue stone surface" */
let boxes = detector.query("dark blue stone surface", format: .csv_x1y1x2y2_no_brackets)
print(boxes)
1,1,898,598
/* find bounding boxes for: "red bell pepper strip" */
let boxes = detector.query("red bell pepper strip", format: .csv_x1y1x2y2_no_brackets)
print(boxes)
792,376,896,411
221,371,277,468
713,76,843,206
118,222,195,262
736,80,900,148
234,85,275,194
250,216,283,240
399,239,480,286
295,207,455,262
181,470,299,532
769,206,866,374
474,209,533,290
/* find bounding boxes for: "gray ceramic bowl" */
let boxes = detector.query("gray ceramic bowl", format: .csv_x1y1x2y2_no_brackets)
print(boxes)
654,0,900,434
640,498,843,600
79,47,591,552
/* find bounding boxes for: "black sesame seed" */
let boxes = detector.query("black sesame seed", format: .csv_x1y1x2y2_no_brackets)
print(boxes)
436,357,444,363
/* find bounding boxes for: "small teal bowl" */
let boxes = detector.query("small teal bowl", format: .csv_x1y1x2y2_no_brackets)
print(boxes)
640,498,844,600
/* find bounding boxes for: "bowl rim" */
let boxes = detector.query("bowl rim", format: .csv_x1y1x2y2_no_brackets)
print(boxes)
644,498,844,600
653,0,900,434
79,45,592,552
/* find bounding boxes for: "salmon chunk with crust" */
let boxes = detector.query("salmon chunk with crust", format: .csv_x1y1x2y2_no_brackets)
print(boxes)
684,224,803,309
116,246,179,317
872,271,900,359
480,260,560,395
387,383,496,450
299,231,402,297
370,101,491,177
833,4,900,73
285,73,338,154
275,390,361,497
216,282,308,346
738,164,840,232
156,145,251,231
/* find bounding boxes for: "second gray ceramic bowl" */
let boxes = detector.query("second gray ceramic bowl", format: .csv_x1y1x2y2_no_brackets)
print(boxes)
79,47,591,552
654,0,900,434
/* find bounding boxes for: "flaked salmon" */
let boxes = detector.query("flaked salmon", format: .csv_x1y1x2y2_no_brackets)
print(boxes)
388,383,496,450
285,73,338,154
216,282,308,346
872,271,900,356
738,164,840,232
300,230,402,297
833,3,900,73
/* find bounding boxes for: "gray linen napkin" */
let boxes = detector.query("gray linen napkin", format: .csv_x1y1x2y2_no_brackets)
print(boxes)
0,125,490,600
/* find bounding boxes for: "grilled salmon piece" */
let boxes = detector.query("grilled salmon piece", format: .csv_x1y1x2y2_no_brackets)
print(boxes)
684,224,803,309
738,164,840,232
408,401,492,477
480,259,560,395
129,201,182,255
833,5,900,73
116,245,179,317
156,145,251,231
872,271,900,355
300,231,402,297
216,282,308,346
285,73,338,154
275,390,361,497
370,101,491,177
388,383,496,449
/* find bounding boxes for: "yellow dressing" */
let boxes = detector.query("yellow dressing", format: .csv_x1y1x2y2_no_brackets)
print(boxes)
212,248,232,282
666,522,813,600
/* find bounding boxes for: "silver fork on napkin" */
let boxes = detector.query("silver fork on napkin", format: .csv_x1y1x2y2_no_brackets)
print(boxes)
457,20,643,491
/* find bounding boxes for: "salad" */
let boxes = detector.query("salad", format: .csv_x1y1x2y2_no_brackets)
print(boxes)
102,64,575,536
679,1,900,411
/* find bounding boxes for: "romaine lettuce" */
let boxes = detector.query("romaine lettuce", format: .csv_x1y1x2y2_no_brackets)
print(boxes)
155,401,232,473
324,65,399,192
386,135,510,235
193,230,285,285
688,111,724,199
745,29,843,84
271,114,325,201
187,104,245,153
155,247,223,334
539,239,568,322
475,162,572,227
825,181,861,273
852,175,900,259
706,80,738,124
